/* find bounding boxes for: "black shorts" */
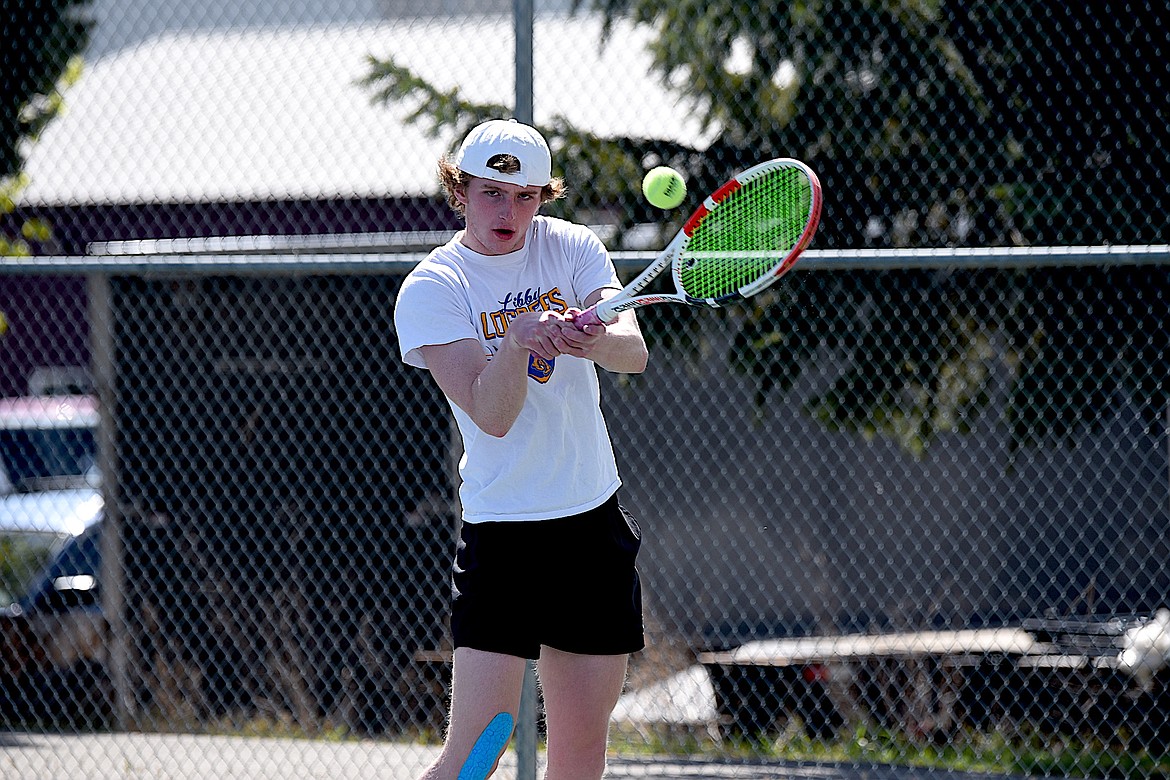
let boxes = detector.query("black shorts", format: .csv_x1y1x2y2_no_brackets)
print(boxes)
450,494,645,660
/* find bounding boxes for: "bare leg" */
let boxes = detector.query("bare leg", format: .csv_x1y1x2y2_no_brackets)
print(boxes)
537,647,629,780
419,648,527,780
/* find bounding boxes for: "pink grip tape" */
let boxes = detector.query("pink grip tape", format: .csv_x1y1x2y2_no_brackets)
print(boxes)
573,307,605,328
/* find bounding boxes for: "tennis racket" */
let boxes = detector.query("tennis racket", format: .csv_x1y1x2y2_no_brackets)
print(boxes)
574,158,822,327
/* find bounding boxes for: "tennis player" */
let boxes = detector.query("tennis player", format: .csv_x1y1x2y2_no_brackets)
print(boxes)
395,118,649,779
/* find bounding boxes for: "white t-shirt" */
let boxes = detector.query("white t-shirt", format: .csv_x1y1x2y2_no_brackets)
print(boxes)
395,215,622,523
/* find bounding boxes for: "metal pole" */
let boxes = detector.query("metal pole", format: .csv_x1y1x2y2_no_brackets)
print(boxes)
516,659,539,779
514,0,534,124
513,4,538,773
89,273,132,727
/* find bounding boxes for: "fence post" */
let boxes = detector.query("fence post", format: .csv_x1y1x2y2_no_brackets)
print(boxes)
514,3,536,771
513,0,533,124
88,273,132,727
516,659,539,780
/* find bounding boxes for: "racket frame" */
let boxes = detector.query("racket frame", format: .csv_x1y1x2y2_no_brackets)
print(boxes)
581,158,822,325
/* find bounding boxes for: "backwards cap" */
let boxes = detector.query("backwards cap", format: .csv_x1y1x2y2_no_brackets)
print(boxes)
453,119,552,187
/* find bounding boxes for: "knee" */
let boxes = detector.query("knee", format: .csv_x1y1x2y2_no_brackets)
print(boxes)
544,733,609,779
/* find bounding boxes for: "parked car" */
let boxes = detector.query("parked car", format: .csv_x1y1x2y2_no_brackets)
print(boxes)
0,394,109,726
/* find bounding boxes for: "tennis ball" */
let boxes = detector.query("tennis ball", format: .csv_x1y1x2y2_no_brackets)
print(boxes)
642,166,687,210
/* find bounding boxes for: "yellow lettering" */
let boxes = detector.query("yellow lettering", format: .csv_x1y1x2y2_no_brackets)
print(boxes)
479,287,569,341
544,287,567,312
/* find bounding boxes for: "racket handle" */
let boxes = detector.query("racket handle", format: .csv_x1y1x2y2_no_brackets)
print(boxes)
573,302,617,328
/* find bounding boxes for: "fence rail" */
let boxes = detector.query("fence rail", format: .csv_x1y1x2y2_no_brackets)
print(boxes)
5,244,1170,276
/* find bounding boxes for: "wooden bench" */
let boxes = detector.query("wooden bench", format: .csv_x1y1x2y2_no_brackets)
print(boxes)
413,648,453,665
397,648,453,732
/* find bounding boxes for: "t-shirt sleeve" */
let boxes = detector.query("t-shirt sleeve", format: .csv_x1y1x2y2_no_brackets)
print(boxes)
570,225,621,304
394,265,476,369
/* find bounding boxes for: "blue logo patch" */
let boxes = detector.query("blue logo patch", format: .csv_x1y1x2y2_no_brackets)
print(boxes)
528,354,554,383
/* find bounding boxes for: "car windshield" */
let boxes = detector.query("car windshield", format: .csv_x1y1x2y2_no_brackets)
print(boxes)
0,394,101,608
0,395,99,493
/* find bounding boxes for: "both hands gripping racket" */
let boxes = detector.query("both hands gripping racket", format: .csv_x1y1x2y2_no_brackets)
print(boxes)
574,158,822,327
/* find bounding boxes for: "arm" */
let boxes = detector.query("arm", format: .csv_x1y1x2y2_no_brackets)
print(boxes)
562,287,649,374
419,310,572,438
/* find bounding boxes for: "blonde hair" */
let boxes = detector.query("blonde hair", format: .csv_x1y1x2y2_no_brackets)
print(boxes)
438,154,566,216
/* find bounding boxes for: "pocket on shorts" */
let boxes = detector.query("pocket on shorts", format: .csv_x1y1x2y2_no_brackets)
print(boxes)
614,503,642,551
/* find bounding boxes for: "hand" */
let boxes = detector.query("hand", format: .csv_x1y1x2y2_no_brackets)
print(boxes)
559,308,606,358
506,310,576,362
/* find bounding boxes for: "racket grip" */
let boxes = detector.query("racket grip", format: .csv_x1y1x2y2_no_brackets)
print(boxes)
573,303,617,328
574,307,604,328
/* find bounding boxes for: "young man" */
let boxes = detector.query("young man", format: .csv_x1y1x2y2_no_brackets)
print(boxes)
394,119,649,779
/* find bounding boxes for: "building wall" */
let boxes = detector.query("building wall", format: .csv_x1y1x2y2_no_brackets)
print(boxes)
85,0,574,60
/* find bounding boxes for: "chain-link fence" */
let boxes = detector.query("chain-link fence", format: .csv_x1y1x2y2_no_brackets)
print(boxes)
2,249,1168,778
3,1,1170,778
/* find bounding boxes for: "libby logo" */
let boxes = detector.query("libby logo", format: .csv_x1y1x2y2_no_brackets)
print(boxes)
501,288,542,310
480,286,568,340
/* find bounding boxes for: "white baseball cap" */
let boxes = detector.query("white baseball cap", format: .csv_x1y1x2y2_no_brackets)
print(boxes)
453,119,552,187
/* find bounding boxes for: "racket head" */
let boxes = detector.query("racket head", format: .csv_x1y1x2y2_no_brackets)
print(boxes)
672,158,822,304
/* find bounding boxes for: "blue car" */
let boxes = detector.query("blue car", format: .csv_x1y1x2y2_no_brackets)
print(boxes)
0,394,108,726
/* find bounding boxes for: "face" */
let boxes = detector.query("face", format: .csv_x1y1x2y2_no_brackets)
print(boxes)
455,177,544,255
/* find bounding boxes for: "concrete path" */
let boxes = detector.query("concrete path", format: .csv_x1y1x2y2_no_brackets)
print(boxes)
1,731,1037,780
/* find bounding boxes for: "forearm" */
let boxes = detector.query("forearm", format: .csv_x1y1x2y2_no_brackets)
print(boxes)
418,336,532,439
586,311,649,374
467,337,531,437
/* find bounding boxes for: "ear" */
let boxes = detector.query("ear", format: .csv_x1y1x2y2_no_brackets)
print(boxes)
453,183,469,207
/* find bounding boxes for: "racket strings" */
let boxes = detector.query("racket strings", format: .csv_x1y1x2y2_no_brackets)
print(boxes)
678,167,813,300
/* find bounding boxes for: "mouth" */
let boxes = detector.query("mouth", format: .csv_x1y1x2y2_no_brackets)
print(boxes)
492,228,517,240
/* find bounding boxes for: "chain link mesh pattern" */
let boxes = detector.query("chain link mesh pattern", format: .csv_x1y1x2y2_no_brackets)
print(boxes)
2,1,1169,778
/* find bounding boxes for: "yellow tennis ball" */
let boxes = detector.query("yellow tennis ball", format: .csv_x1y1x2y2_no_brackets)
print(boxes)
642,166,687,210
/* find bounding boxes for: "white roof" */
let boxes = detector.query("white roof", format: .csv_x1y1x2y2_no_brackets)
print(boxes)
20,15,715,206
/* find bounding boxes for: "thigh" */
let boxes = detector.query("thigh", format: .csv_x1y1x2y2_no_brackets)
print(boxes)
538,647,628,759
439,648,527,770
